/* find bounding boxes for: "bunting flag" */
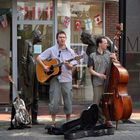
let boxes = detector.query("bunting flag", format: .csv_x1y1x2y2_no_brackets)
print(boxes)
74,19,81,31
45,5,52,20
84,18,92,31
61,16,70,28
94,14,102,25
0,14,8,29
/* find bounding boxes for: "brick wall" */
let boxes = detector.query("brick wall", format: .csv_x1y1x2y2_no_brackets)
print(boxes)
105,2,119,40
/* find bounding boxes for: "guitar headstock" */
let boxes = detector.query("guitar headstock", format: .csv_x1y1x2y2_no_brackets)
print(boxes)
75,55,84,61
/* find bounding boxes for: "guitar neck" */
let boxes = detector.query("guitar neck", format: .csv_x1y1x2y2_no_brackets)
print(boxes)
51,55,83,68
53,58,75,68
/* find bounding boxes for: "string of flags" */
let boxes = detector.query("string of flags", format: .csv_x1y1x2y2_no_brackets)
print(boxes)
74,14,102,32
0,9,102,31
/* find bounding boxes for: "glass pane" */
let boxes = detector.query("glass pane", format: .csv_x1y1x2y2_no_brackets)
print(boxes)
0,15,11,104
0,1,11,104
57,0,103,43
17,0,53,20
17,24,53,51
57,0,103,102
17,24,53,91
70,1,103,38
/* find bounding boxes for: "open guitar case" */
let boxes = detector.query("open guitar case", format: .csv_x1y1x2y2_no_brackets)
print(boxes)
45,104,115,139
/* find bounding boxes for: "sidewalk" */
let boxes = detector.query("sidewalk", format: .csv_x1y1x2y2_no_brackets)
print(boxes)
0,103,140,140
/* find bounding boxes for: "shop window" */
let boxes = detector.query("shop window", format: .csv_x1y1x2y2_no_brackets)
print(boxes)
57,0,103,102
17,0,53,20
57,0,103,44
0,8,11,104
17,24,53,100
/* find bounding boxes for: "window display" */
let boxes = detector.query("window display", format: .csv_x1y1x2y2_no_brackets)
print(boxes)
17,0,53,20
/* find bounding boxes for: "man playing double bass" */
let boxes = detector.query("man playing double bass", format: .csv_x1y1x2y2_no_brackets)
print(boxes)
88,36,118,127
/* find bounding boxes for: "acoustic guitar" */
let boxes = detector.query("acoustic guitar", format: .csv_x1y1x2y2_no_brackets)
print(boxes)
36,55,83,83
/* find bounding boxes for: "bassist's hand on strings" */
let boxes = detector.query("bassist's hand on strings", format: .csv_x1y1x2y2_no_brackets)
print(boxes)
110,53,118,63
97,73,107,80
89,67,106,80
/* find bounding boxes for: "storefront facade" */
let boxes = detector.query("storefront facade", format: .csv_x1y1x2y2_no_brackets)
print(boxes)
0,0,119,104
126,0,140,107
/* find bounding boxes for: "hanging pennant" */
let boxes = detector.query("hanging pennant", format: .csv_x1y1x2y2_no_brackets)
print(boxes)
94,14,102,25
74,19,81,31
0,14,8,29
84,18,92,31
61,16,70,28
17,7,27,20
46,5,53,20
19,6,28,19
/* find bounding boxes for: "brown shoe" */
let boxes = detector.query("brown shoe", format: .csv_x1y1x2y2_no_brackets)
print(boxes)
66,114,71,122
105,121,114,127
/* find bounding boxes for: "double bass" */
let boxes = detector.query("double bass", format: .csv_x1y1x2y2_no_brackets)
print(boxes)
101,24,132,128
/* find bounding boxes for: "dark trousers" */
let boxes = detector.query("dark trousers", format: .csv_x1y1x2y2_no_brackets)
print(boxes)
26,73,39,123
32,73,39,123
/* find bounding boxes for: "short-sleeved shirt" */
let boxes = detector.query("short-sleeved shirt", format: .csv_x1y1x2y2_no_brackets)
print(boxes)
88,49,111,87
38,44,77,83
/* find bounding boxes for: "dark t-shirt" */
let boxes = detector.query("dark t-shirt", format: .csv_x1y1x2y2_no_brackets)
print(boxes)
88,50,111,87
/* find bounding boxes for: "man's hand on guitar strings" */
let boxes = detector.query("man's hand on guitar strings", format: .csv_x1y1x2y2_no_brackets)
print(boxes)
43,65,50,72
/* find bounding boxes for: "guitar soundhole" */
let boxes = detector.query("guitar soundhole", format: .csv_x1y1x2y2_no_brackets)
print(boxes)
47,66,54,75
47,70,54,75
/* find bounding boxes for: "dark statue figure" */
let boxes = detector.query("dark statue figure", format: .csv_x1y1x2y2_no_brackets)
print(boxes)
80,31,97,56
80,31,118,56
20,30,42,125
